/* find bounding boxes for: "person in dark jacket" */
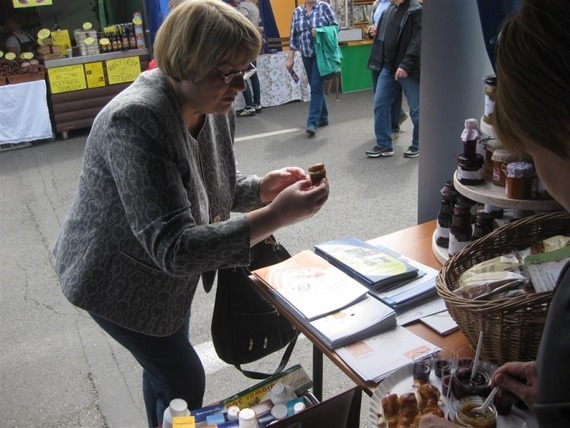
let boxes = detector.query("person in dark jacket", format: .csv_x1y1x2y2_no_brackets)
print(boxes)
419,0,570,427
365,0,421,158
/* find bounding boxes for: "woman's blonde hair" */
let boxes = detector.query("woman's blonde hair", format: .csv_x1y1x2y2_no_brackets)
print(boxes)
154,0,261,83
494,0,570,158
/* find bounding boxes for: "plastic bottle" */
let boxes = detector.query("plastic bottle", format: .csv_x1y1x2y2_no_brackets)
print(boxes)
238,408,259,428
163,398,190,428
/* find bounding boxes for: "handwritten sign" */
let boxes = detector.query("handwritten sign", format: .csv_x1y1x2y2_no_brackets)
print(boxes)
51,30,72,50
106,56,141,85
85,62,106,89
13,0,52,8
48,64,87,94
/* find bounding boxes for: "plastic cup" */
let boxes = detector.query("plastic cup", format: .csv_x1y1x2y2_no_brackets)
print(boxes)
412,351,434,383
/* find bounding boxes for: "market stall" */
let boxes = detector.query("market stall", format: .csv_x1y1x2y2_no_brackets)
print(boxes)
45,48,149,139
0,0,151,141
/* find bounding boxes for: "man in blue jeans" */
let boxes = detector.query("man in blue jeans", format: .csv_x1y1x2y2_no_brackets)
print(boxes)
366,0,422,158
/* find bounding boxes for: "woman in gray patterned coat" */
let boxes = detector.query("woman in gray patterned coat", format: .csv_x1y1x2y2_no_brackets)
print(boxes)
53,1,329,426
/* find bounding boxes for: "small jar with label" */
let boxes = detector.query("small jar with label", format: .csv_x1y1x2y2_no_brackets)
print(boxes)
505,162,534,199
491,149,520,187
461,118,482,157
457,154,484,185
484,139,503,176
448,203,473,257
483,75,497,125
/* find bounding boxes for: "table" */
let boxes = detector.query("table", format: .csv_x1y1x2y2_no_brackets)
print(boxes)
0,79,53,150
249,220,471,399
235,51,310,110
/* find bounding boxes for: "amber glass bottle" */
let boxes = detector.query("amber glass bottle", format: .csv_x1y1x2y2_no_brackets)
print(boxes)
448,203,473,256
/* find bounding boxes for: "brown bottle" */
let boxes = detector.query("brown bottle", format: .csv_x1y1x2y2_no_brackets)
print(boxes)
472,211,494,241
448,203,473,257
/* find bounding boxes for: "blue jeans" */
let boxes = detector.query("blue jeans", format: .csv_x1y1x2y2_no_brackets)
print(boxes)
242,60,261,107
90,312,205,428
372,70,404,132
374,67,420,149
302,55,328,128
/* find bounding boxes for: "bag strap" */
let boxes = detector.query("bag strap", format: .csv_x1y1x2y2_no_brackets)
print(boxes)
234,333,298,380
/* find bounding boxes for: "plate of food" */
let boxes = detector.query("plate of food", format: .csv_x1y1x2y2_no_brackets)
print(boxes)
369,360,535,428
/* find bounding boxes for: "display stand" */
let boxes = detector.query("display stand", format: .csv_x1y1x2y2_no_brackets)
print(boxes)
45,49,150,139
432,171,562,264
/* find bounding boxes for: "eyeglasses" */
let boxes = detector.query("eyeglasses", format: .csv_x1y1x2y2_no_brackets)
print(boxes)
214,63,257,84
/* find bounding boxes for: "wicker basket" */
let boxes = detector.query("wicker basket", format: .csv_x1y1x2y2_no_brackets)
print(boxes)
437,211,570,366
0,75,6,86
7,71,46,84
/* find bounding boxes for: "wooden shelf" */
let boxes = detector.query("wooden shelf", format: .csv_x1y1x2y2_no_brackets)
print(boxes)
453,172,561,211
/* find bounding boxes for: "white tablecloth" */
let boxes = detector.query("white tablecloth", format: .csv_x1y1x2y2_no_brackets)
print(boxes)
236,51,311,110
0,79,53,147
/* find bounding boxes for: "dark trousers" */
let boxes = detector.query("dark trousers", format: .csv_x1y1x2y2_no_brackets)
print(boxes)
90,312,205,428
243,60,261,107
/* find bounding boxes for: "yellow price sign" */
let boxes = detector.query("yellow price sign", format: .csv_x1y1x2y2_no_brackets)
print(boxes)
133,17,143,26
38,28,51,39
85,62,106,88
20,52,34,59
51,30,72,50
48,64,87,94
5,52,16,60
0,51,4,59
99,38,110,46
14,0,52,8
85,37,95,45
106,56,141,85
83,22,93,30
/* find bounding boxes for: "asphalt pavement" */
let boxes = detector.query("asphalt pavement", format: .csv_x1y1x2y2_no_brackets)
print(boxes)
0,88,420,427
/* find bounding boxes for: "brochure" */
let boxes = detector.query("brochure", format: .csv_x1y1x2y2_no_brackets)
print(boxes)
314,237,419,290
252,250,369,321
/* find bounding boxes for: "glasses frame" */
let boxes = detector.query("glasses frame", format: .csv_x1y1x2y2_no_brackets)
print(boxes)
214,63,257,84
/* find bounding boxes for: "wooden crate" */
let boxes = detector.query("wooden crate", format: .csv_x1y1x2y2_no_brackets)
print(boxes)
7,72,46,84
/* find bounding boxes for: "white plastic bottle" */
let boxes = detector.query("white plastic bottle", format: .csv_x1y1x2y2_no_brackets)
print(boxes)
162,398,190,428
238,408,259,428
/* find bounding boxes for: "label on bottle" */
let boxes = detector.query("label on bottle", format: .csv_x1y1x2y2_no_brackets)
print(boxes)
457,167,484,181
436,225,449,240
448,235,469,256
484,96,495,117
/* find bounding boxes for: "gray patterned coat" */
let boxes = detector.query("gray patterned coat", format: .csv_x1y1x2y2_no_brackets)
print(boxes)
53,69,263,336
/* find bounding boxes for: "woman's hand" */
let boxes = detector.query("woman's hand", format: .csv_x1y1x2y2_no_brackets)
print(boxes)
267,177,329,228
259,167,307,203
418,414,459,428
492,361,539,409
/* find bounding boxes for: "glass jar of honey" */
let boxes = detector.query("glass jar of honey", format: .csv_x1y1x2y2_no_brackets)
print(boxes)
491,149,520,187
505,162,534,199
454,395,497,428
484,139,503,176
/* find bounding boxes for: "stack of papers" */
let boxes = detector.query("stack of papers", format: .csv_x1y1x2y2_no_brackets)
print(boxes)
252,250,397,349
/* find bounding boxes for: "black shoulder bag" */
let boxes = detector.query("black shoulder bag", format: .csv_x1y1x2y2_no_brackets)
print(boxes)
211,235,298,379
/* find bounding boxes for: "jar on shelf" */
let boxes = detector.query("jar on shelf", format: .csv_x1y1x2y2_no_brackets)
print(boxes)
461,118,482,158
449,202,473,257
484,139,503,176
505,162,534,199
483,75,497,125
491,149,521,187
472,211,494,240
457,153,484,185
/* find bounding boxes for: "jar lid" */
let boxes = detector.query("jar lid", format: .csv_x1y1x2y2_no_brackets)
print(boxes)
506,161,534,178
458,153,484,167
491,149,520,162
